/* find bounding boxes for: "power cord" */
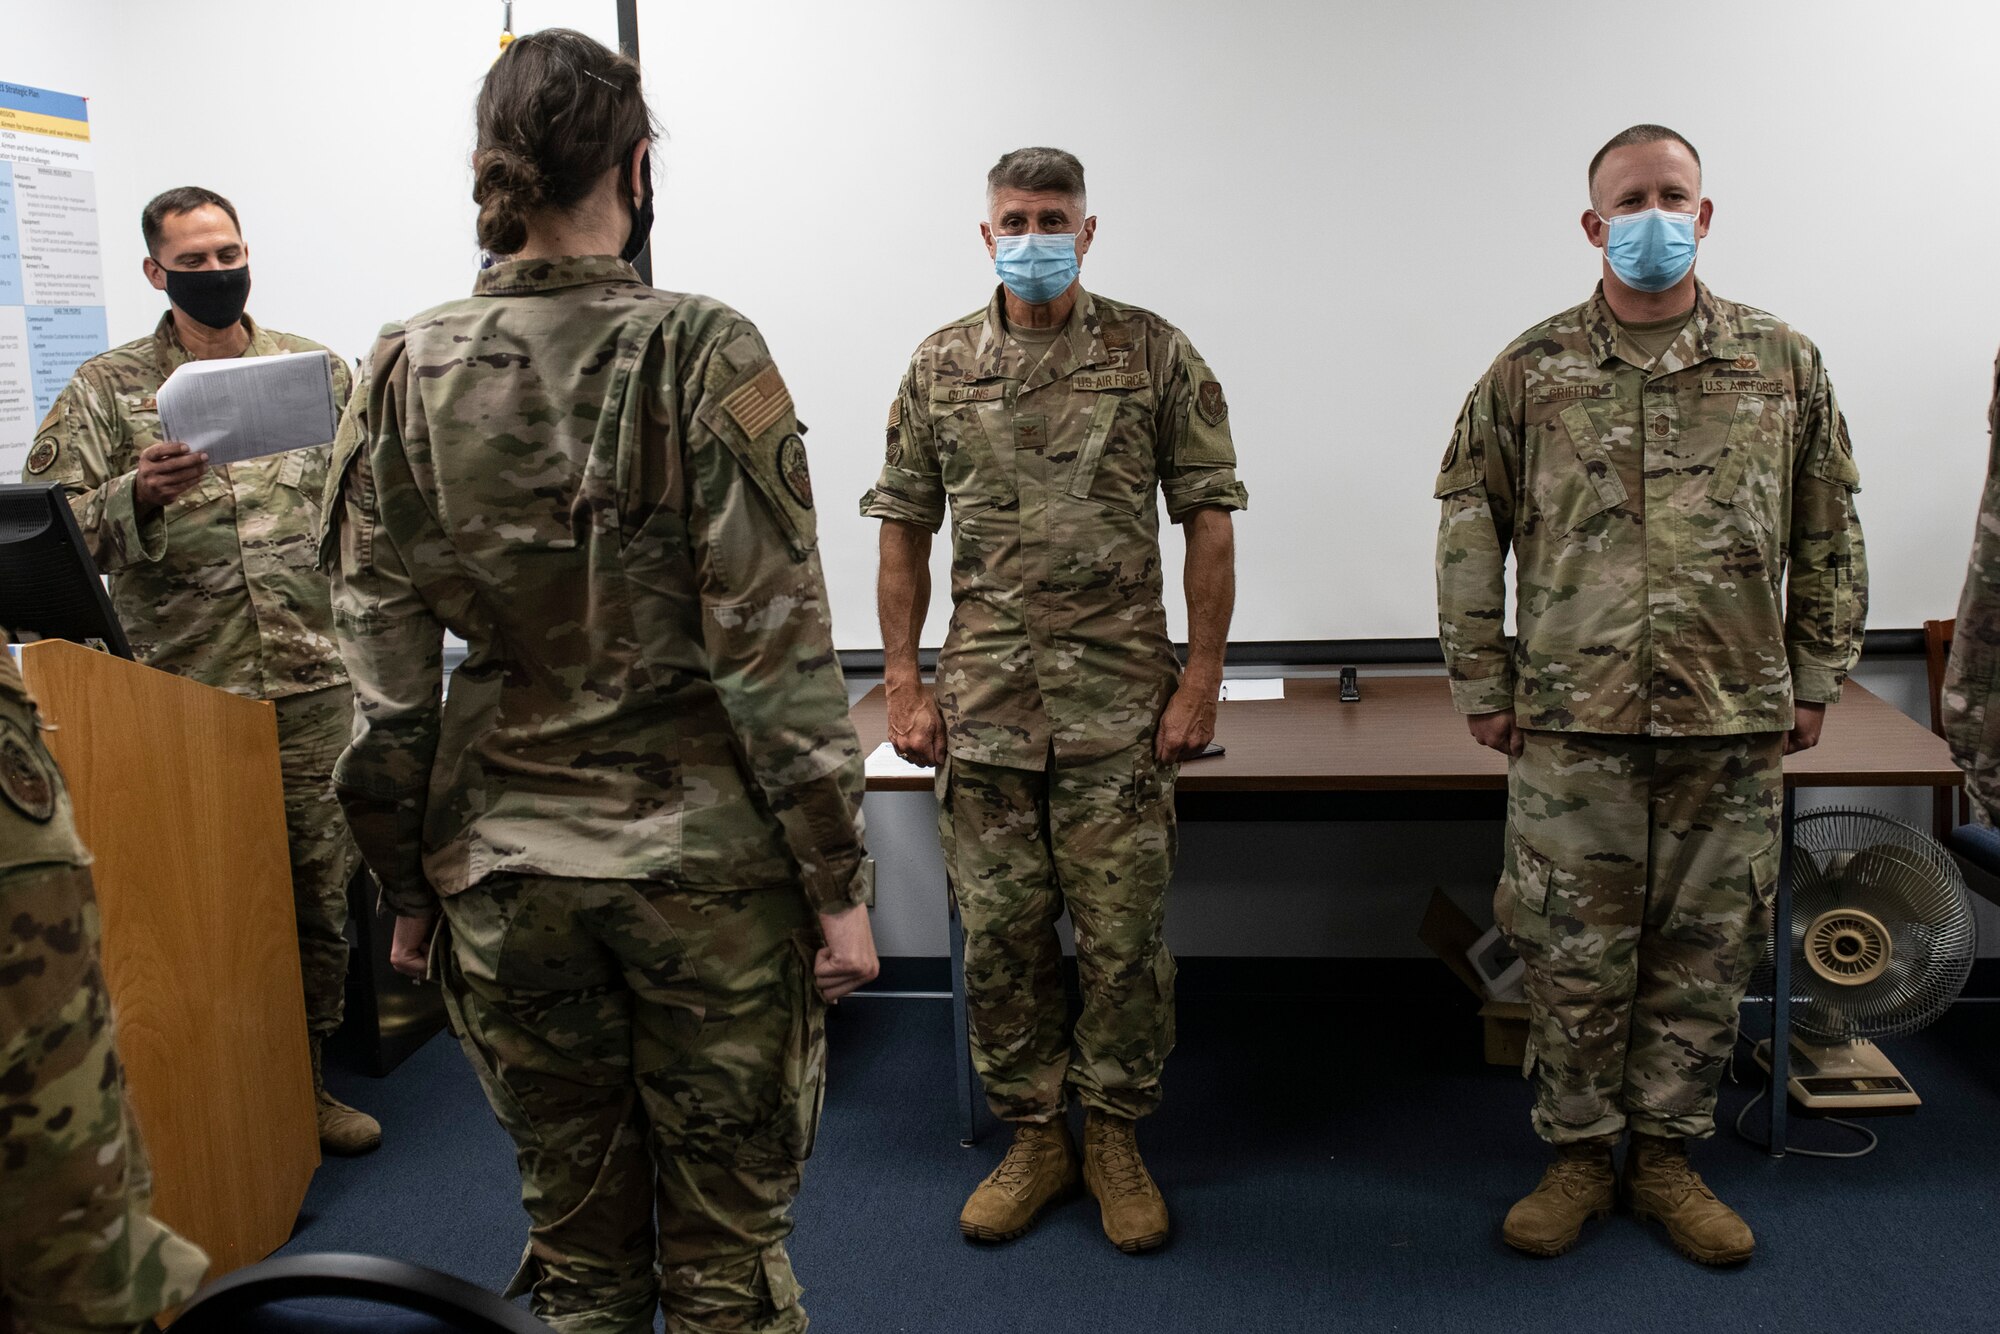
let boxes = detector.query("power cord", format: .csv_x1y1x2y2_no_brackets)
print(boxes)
1732,1085,1879,1158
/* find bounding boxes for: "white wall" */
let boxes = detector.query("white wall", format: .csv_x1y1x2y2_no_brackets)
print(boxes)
7,0,1997,648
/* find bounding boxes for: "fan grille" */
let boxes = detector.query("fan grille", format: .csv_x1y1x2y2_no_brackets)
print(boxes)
1752,807,1977,1042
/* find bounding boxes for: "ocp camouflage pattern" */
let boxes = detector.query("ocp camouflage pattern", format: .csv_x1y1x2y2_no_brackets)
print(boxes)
1498,730,1783,1143
30,312,353,700
860,287,1248,769
937,749,1178,1122
1436,282,1867,734
438,876,824,1334
323,256,869,917
1942,349,2000,820
0,635,209,1332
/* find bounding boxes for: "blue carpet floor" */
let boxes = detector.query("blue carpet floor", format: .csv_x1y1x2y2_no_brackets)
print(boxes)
295,988,2000,1333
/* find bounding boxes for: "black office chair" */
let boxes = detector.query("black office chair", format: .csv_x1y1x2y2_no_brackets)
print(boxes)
168,1254,554,1333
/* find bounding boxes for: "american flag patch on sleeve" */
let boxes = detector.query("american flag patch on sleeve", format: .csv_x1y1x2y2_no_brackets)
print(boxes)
721,363,793,440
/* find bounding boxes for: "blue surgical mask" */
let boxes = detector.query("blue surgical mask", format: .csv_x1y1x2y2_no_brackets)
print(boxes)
993,232,1079,304
1600,208,1698,293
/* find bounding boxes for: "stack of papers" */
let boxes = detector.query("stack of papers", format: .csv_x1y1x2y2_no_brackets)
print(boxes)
1218,678,1285,702
157,349,338,464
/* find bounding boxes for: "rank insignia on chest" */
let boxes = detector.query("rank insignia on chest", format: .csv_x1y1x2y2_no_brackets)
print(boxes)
25,436,60,475
0,726,55,822
778,433,814,509
1197,379,1228,426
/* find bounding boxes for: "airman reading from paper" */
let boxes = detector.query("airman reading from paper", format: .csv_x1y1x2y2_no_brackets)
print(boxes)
27,187,378,1155
1435,125,1866,1265
863,147,1247,1255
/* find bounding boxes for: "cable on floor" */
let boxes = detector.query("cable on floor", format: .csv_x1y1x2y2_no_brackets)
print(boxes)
1731,1085,1879,1159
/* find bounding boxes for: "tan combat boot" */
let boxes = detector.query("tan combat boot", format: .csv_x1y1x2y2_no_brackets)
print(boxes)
1082,1110,1168,1254
310,1038,383,1156
959,1120,1080,1242
1623,1134,1754,1265
1501,1135,1617,1257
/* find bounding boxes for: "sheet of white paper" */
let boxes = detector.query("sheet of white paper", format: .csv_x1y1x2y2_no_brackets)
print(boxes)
1217,677,1285,702
155,349,338,465
865,741,936,779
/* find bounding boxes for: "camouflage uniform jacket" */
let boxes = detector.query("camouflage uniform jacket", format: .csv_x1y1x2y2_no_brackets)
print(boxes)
1435,282,1867,737
323,256,869,918
1942,349,2000,820
26,312,353,700
860,287,1248,769
0,635,88,874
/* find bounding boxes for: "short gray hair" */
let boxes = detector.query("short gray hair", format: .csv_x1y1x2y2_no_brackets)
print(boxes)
987,147,1086,206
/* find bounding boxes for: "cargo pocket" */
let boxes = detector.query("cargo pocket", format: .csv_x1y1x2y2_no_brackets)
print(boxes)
1151,944,1178,1058
1066,391,1150,515
1736,837,1784,984
1541,403,1629,537
776,935,829,1162
760,1245,802,1312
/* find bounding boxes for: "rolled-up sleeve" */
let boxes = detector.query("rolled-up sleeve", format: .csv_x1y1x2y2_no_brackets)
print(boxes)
859,365,946,532
1156,331,1248,521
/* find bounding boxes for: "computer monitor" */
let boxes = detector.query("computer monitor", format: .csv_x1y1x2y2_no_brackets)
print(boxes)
0,482,133,658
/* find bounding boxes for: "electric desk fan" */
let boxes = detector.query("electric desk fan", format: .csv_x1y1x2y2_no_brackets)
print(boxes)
1751,807,1976,1114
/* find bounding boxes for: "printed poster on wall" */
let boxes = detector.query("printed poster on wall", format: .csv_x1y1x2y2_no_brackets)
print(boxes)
0,81,106,480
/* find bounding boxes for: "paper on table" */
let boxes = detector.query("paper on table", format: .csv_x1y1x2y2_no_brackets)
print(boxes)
865,741,936,779
156,349,339,465
1217,678,1285,702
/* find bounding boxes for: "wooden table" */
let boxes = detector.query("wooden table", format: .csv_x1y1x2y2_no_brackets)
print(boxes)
853,673,1962,1154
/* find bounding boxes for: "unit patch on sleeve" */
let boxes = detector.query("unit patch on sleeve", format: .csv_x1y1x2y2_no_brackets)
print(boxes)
721,363,794,440
778,432,814,509
1196,379,1228,426
0,724,54,822
25,435,60,475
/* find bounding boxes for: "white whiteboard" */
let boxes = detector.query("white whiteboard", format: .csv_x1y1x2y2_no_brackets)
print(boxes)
13,0,1998,648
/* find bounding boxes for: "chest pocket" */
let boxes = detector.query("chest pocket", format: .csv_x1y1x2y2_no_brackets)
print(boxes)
1065,378,1157,516
1540,403,1628,538
1705,393,1787,540
929,380,1010,517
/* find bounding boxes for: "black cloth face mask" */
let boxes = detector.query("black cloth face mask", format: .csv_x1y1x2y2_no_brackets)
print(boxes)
620,155,654,265
163,266,251,330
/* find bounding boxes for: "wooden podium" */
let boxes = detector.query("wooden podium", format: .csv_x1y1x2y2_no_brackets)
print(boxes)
19,640,319,1280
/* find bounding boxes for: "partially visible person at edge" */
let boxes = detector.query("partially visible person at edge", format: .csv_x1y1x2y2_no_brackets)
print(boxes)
0,631,211,1334
1435,124,1866,1267
862,146,1245,1256
1942,351,2000,818
26,187,378,1157
321,29,876,1334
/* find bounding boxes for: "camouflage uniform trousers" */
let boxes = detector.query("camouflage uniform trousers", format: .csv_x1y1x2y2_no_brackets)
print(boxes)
936,745,1179,1123
1496,730,1784,1145
0,861,209,1333
436,876,826,1334
273,684,360,1039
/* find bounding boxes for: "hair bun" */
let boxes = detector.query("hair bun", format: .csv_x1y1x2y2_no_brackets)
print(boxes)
473,146,543,255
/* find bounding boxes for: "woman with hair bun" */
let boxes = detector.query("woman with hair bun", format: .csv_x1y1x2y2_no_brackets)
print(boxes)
323,28,877,1334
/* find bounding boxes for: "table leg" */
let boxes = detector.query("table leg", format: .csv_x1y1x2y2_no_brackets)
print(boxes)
947,885,979,1147
1766,785,1796,1157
